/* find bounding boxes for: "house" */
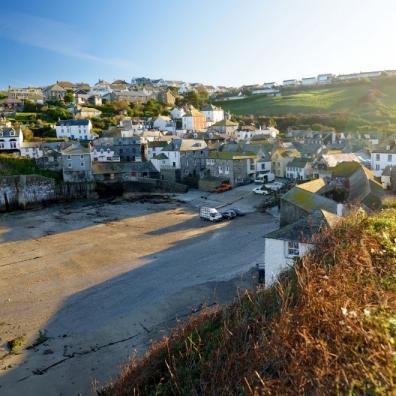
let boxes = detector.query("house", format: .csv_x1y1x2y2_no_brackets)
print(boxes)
56,119,95,141
158,90,176,106
280,180,342,226
201,104,224,126
147,140,168,160
178,83,191,94
251,88,281,96
61,144,93,182
43,83,66,101
301,77,317,86
20,142,44,159
92,161,159,183
153,115,175,132
236,126,279,140
7,87,44,103
90,80,113,97
271,148,300,178
0,126,23,152
90,140,120,162
181,107,206,131
161,139,207,170
313,152,361,178
170,107,185,120
337,73,360,81
264,209,341,286
263,82,276,89
317,74,334,84
0,99,24,113
380,166,396,190
286,158,313,180
204,151,256,186
209,119,238,136
103,90,154,104
371,144,396,177
91,137,142,162
359,71,382,79
283,79,299,87
36,148,63,171
74,106,102,119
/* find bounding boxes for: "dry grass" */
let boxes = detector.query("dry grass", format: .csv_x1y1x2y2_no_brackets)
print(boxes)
100,210,396,396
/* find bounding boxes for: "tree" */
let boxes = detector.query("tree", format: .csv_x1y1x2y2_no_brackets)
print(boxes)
268,118,277,128
64,90,74,103
22,127,34,141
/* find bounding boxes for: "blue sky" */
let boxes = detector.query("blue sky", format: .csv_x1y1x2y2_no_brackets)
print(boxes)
1,0,396,89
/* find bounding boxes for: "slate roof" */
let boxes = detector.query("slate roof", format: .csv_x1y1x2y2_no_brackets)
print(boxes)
0,127,22,138
201,104,222,112
372,144,396,154
62,144,90,155
282,186,339,214
92,161,158,174
297,178,327,193
211,119,238,127
163,139,207,152
56,119,90,127
153,153,168,160
266,209,341,242
286,157,311,169
321,153,360,168
207,150,256,160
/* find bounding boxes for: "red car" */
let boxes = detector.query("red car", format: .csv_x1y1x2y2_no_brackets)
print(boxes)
212,182,232,193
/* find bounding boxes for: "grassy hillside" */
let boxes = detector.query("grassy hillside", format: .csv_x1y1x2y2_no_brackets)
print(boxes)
101,209,396,395
215,77,396,132
0,154,62,181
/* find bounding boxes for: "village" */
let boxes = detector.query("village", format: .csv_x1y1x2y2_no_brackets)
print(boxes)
0,73,394,394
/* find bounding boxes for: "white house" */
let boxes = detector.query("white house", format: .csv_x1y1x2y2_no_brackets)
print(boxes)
286,158,313,180
252,88,280,96
0,126,23,151
161,139,207,169
263,210,340,286
317,74,333,84
359,71,382,79
301,77,317,86
90,80,113,97
90,143,120,162
201,104,224,126
170,107,186,120
153,115,175,132
56,119,95,141
20,142,44,159
371,144,396,177
236,126,279,140
178,83,191,94
283,79,299,86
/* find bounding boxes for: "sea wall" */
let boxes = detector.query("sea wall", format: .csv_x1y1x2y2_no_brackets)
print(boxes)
0,175,96,211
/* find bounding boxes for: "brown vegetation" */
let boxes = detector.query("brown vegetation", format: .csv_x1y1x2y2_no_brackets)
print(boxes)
101,210,396,395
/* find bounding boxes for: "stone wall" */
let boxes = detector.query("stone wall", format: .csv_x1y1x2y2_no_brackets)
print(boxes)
0,175,96,211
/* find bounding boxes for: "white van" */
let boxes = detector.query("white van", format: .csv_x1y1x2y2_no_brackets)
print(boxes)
254,172,275,184
200,207,223,222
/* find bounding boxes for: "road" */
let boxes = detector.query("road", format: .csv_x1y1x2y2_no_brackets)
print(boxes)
0,192,278,395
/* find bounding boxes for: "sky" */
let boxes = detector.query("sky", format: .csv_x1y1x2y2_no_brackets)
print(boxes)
1,0,396,89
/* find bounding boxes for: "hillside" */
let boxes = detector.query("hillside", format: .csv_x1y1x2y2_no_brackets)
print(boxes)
215,77,396,132
101,209,396,395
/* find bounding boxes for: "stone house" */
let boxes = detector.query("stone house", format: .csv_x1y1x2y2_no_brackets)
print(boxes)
61,144,93,182
158,90,176,106
204,151,256,186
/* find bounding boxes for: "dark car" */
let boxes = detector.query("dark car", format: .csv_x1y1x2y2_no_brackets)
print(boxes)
221,209,237,220
229,208,246,216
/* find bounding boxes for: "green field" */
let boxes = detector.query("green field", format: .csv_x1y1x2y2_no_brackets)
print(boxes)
215,77,396,132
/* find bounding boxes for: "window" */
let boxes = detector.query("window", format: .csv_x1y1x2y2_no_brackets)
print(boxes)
67,155,71,160
388,154,393,162
80,162,84,167
376,164,380,171
80,155,84,159
376,154,380,161
287,241,299,256
67,163,72,168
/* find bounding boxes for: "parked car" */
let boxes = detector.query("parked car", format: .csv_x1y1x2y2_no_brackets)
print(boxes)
212,181,232,193
228,208,246,216
221,209,237,220
253,186,271,195
264,181,284,191
199,207,223,222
